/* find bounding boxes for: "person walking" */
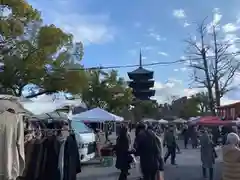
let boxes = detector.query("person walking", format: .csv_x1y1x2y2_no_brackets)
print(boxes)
191,126,198,149
134,123,164,180
163,126,177,165
115,126,132,180
199,129,216,180
182,125,189,149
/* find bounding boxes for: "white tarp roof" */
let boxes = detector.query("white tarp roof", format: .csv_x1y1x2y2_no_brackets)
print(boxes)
71,107,124,122
31,111,69,121
143,118,157,122
173,118,187,123
21,99,86,115
158,119,168,124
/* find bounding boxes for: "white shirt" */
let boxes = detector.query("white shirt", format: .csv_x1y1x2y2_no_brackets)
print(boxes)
0,111,25,180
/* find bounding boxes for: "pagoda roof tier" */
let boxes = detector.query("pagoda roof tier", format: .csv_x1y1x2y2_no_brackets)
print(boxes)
133,89,155,97
128,50,154,79
128,80,154,89
128,68,154,80
132,99,157,104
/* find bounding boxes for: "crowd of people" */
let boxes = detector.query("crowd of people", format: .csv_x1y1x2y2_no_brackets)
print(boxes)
112,121,240,180
114,123,163,180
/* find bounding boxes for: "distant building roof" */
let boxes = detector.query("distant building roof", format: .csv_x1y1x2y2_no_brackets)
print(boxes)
217,101,240,109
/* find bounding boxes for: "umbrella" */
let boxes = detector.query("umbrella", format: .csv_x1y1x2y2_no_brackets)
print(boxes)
158,119,168,124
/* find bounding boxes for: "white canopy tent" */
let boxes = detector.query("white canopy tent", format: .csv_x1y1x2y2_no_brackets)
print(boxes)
173,118,187,123
158,119,168,124
71,107,124,122
143,118,158,123
21,99,86,115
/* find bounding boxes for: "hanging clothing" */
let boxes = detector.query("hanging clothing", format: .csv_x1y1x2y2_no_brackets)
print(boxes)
22,136,61,180
42,136,61,180
0,111,25,180
58,136,67,180
63,134,81,180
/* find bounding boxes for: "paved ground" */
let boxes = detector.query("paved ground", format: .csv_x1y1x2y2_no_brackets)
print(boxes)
78,131,222,180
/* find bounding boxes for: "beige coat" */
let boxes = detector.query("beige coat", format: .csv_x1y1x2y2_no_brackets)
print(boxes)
0,111,25,180
222,145,240,180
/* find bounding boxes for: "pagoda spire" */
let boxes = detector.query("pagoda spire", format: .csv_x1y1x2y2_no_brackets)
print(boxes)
139,49,142,67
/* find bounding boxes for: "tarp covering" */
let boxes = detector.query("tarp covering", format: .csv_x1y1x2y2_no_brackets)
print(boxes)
143,118,157,123
22,99,86,115
71,107,124,122
158,119,168,124
31,111,69,121
173,118,187,123
196,116,235,126
0,95,32,114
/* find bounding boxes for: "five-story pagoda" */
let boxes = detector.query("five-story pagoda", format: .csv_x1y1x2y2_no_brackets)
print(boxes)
128,51,155,101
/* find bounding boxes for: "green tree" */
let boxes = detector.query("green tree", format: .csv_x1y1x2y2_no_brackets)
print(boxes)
132,100,160,121
103,70,132,114
81,70,109,109
193,92,210,113
1,0,86,96
179,97,200,119
81,69,133,115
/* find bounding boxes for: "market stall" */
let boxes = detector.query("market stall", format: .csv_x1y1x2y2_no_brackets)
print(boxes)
173,118,187,123
158,119,168,124
196,116,236,126
0,95,81,180
71,107,123,166
71,107,123,122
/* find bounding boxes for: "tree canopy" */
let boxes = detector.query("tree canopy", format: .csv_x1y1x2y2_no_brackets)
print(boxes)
81,69,133,115
0,0,86,96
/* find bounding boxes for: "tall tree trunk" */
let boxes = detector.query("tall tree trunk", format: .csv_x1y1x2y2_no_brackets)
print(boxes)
200,29,215,115
213,27,221,107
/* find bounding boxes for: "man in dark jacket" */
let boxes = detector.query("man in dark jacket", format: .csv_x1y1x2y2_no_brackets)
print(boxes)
134,123,164,180
163,126,177,165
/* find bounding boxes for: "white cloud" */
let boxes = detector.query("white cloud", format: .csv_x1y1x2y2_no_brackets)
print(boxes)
149,32,166,41
154,78,239,105
173,9,186,19
158,51,168,56
29,1,115,45
212,8,222,25
183,22,190,27
222,23,239,33
52,13,115,45
154,78,199,103
180,67,187,72
206,8,222,33
174,69,179,72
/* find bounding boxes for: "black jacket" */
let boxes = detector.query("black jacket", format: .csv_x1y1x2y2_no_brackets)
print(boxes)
63,134,81,180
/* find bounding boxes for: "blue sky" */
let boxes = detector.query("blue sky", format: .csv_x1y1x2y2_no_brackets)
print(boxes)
27,0,240,104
